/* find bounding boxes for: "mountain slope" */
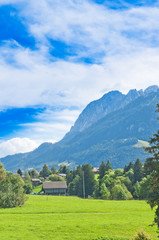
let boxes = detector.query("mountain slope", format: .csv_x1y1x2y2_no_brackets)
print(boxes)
69,85,159,134
1,87,159,171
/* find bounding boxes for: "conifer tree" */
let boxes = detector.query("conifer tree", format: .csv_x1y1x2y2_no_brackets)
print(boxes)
82,164,95,198
39,164,50,178
23,170,32,194
98,161,106,180
51,165,56,174
133,158,144,183
105,160,113,171
17,169,22,176
145,104,159,229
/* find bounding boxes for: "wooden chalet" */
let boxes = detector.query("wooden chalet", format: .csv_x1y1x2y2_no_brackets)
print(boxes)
42,181,67,195
31,178,42,186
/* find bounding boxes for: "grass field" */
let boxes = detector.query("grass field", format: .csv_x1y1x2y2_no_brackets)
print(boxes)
0,196,158,240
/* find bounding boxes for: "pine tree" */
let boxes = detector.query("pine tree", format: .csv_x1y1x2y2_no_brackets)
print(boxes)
51,165,56,174
59,165,68,174
39,164,50,178
124,161,134,173
105,160,112,171
23,170,32,194
17,169,22,176
98,161,106,180
145,104,159,229
133,158,144,183
82,164,95,198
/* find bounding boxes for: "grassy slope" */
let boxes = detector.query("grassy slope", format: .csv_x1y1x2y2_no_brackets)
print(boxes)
0,196,158,240
32,184,43,193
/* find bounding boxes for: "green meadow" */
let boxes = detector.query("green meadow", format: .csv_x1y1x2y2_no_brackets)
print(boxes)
0,196,157,240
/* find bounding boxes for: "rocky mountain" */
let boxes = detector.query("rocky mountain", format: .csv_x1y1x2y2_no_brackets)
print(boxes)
69,85,159,134
1,85,159,171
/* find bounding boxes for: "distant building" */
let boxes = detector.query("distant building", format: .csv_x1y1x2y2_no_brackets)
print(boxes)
93,167,99,174
42,181,67,195
31,178,42,186
58,173,66,177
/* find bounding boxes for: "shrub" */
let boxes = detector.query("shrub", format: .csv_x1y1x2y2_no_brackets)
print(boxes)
48,174,63,181
131,229,151,240
23,182,32,194
111,184,133,200
0,173,26,208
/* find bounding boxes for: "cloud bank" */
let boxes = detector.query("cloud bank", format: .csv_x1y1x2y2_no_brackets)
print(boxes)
0,0,159,156
0,0,159,109
0,138,39,158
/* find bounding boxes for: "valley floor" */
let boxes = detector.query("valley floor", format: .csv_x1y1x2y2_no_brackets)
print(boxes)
0,196,158,240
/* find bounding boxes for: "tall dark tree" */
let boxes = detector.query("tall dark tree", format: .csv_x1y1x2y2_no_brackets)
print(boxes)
145,104,159,230
17,169,22,176
124,161,134,173
59,165,68,174
105,160,113,171
68,175,83,197
82,164,95,198
133,158,144,183
65,168,72,186
98,161,106,180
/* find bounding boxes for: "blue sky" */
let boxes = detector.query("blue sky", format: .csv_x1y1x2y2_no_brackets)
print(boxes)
0,0,159,157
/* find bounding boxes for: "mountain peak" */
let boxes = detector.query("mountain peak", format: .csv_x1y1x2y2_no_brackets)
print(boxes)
144,85,159,94
69,85,159,134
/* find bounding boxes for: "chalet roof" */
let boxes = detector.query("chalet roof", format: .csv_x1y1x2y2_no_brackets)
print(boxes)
43,181,67,189
93,168,99,172
58,173,66,177
31,178,42,182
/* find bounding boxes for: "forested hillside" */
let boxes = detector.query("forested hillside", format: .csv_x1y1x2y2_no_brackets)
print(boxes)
1,87,159,171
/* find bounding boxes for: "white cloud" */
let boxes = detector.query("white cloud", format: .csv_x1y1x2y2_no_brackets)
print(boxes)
0,138,39,158
0,1,158,108
21,1,159,57
0,0,159,145
18,108,81,142
0,42,159,110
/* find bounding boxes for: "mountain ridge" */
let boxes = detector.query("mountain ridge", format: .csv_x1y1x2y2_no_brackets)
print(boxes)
1,85,159,171
68,85,159,135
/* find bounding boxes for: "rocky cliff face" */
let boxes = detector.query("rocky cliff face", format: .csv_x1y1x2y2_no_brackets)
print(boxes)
69,85,159,134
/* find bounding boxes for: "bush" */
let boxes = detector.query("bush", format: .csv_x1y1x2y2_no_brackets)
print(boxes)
0,173,26,208
48,174,63,181
111,184,133,200
23,182,32,194
131,229,151,240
